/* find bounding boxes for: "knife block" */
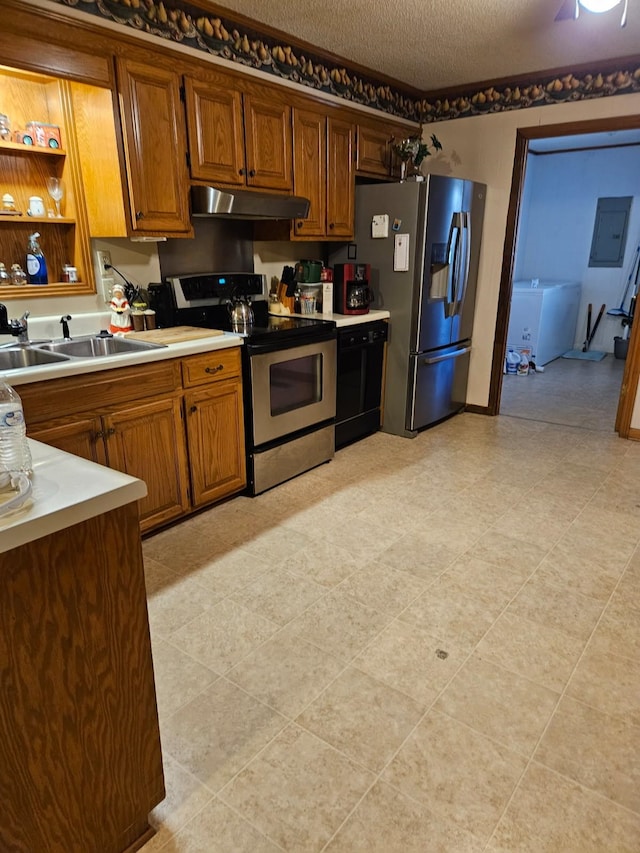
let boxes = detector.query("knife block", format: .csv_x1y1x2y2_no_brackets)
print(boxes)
277,281,296,313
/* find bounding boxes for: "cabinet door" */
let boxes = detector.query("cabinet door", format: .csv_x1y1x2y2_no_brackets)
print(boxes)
243,93,292,191
116,58,191,233
28,417,107,466
105,397,190,532
327,118,354,238
356,124,393,176
185,380,246,507
184,77,245,186
292,108,326,238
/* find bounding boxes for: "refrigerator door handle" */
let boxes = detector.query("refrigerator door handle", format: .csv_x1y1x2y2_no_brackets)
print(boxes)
454,212,471,309
444,212,465,317
421,345,471,365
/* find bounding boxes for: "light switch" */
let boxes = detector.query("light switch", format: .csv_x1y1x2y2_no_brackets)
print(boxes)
371,214,389,239
394,233,410,271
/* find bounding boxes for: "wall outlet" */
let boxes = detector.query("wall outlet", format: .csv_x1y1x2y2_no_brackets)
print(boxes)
94,249,115,301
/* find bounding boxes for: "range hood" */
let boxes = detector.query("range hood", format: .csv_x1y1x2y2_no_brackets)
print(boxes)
191,185,310,220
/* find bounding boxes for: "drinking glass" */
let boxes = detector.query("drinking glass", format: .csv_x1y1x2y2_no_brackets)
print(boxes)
46,177,64,218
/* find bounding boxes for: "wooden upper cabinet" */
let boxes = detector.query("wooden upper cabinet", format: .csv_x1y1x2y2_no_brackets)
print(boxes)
184,77,245,185
184,76,293,192
116,58,191,234
292,107,326,238
357,124,394,176
243,92,292,191
327,118,355,238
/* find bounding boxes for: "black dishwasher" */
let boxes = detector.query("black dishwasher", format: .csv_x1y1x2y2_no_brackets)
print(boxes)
336,320,388,449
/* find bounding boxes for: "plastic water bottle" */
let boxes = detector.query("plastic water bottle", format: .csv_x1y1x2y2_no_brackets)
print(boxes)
0,380,32,475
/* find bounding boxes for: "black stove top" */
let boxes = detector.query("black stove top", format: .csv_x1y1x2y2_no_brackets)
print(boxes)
231,313,335,340
228,314,336,353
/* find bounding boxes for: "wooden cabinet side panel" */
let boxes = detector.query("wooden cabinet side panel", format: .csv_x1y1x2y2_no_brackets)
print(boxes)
292,108,326,238
184,77,245,185
105,396,190,531
0,503,164,853
243,95,292,191
327,118,355,238
116,59,190,233
185,380,246,507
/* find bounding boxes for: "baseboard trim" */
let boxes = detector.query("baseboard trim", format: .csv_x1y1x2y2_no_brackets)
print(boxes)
628,427,640,442
465,404,493,416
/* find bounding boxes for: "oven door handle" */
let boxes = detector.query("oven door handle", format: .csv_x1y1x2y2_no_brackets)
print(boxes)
421,345,471,366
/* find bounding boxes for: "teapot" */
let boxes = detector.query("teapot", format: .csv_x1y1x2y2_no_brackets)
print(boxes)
227,294,254,331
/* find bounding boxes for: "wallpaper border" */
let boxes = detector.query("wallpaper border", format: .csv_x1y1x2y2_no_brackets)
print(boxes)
56,0,640,122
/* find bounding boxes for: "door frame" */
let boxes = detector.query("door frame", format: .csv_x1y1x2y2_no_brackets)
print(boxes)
488,114,640,438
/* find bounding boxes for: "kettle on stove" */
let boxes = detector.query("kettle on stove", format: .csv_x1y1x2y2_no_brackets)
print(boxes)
227,294,254,331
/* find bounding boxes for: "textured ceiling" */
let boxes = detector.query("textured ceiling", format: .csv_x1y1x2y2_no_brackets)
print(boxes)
210,0,640,91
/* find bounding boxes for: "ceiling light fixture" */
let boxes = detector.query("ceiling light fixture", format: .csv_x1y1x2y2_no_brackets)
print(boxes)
574,0,628,26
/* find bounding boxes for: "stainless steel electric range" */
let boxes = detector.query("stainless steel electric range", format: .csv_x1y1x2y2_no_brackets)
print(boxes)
148,273,337,495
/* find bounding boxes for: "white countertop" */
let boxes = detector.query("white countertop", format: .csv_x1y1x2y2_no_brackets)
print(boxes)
0,439,147,553
1,309,390,387
2,332,244,387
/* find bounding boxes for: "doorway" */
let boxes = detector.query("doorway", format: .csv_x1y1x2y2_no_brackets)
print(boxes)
489,116,640,437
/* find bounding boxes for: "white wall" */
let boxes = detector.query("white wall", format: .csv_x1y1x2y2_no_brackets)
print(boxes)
514,147,640,353
423,91,640,416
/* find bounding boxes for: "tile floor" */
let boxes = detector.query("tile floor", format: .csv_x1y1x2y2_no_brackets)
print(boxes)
141,409,640,852
500,352,625,431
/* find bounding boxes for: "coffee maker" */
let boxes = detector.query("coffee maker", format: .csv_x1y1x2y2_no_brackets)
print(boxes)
333,263,373,315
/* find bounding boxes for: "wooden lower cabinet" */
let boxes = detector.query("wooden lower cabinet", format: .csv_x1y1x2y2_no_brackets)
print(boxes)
29,415,107,466
24,349,247,532
105,397,190,531
30,397,189,533
185,379,246,507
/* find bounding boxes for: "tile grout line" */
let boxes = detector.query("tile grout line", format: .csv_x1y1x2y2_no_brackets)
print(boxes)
482,538,640,850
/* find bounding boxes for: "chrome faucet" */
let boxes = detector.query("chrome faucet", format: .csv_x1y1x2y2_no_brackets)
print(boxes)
12,311,30,343
0,304,30,343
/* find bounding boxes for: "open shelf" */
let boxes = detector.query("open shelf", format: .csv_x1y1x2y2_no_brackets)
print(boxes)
0,281,94,299
0,216,75,225
0,139,66,156
0,66,96,299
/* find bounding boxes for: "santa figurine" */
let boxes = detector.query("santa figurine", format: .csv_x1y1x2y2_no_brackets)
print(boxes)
108,282,133,334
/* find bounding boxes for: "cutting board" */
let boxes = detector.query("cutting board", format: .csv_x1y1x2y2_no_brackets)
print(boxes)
125,325,226,344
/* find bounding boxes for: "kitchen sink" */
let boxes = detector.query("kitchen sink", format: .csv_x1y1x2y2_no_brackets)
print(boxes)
37,336,166,358
0,347,71,370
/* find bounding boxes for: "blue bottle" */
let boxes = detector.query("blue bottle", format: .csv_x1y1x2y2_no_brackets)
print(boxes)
26,232,48,285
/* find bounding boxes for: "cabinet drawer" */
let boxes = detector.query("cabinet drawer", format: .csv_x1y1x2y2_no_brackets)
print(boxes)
20,359,181,425
181,347,242,388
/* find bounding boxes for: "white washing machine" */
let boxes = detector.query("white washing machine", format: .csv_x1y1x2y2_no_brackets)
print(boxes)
507,280,582,365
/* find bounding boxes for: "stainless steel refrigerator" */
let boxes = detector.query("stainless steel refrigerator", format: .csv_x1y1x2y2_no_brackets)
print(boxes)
350,176,485,437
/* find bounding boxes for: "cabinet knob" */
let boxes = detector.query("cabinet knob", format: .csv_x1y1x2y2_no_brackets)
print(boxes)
296,220,304,229
205,364,224,374
190,405,197,414
135,210,144,220
248,169,256,177
94,430,104,440
106,427,116,437
328,222,335,230
239,168,246,176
